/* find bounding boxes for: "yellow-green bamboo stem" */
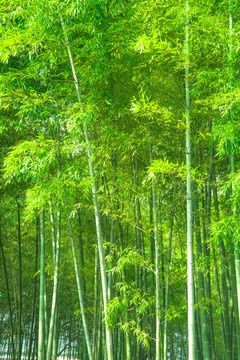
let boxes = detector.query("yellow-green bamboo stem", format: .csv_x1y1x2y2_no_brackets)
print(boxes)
185,1,195,358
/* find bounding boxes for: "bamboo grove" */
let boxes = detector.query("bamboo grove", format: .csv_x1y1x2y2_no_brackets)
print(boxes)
1,0,240,359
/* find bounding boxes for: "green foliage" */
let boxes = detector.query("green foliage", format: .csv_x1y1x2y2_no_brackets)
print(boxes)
148,159,186,180
4,138,57,183
106,281,152,348
111,247,153,276
1,0,240,358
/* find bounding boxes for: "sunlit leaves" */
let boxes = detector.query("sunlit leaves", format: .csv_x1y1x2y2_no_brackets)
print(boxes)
3,138,57,183
111,247,153,276
131,94,173,122
106,282,152,348
214,121,240,156
148,158,186,179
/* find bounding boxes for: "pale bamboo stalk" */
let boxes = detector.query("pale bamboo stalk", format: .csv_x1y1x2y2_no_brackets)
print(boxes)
46,202,61,360
153,182,161,360
118,223,131,360
163,211,174,360
148,142,161,360
44,279,48,351
133,197,141,360
185,0,195,358
76,205,86,297
93,247,99,360
38,209,45,360
61,16,113,360
149,142,155,358
107,219,114,301
52,305,58,360
193,195,211,360
202,193,216,360
66,209,93,360
28,217,39,360
0,217,15,360
227,2,240,356
16,201,22,360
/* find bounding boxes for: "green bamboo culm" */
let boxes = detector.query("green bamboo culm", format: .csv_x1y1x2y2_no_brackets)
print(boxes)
66,207,93,360
149,141,162,360
46,201,61,360
153,182,161,360
185,0,195,359
28,217,39,360
60,16,113,360
193,195,211,360
229,2,240,349
17,201,22,360
163,200,175,360
0,216,16,360
38,209,45,360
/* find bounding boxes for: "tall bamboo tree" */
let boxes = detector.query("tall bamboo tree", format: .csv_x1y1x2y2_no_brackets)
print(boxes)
60,15,114,360
185,0,195,358
38,209,45,360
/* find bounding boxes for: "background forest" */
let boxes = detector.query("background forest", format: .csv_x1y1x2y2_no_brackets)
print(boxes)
1,0,240,359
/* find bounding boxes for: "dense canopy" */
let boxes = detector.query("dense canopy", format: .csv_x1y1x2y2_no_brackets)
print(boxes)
1,1,240,360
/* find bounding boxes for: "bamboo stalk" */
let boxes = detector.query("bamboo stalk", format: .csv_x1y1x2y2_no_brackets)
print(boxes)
38,209,45,360
185,1,195,358
61,16,113,360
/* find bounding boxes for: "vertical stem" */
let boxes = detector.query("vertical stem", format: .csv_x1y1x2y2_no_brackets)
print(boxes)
149,192,155,290
66,210,93,360
153,182,161,360
46,201,61,360
93,247,99,360
17,200,22,360
77,208,86,297
38,209,45,360
0,216,15,360
28,217,39,360
193,195,211,360
52,305,58,360
229,2,240,355
213,248,226,352
185,1,195,358
149,142,161,360
163,210,174,360
204,148,216,360
107,219,114,301
231,154,240,328
229,251,240,356
149,142,155,359
61,16,113,360
133,195,140,360
83,122,114,360
194,294,201,360
44,279,48,351
118,223,131,360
